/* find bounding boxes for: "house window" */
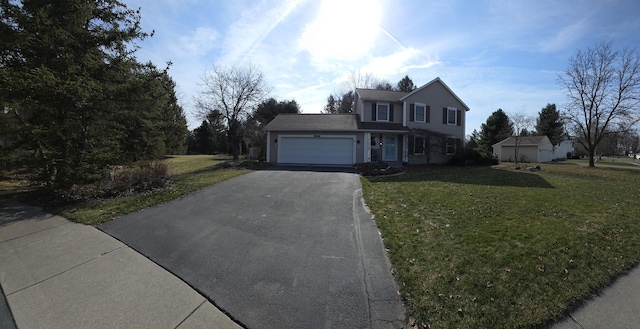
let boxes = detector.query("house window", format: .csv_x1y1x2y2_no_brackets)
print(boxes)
447,107,457,125
446,137,456,155
415,103,426,123
377,103,389,121
414,136,425,154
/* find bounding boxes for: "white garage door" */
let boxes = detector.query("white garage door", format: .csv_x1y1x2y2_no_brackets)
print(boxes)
279,136,355,165
539,149,552,162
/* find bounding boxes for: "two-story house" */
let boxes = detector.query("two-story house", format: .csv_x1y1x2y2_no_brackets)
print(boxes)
263,77,469,165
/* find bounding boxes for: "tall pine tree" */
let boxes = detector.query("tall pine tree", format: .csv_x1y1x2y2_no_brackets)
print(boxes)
478,109,514,156
534,104,564,145
0,0,186,188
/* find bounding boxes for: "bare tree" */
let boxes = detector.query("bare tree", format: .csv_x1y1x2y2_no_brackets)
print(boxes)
195,63,271,160
339,69,384,92
558,42,640,167
412,129,448,164
509,111,534,164
324,70,390,114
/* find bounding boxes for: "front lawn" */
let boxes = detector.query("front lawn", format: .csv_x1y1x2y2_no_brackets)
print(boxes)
0,155,258,225
361,164,640,328
566,157,640,167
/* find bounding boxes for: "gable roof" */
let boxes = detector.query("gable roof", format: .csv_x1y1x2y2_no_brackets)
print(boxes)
400,77,471,112
492,135,552,147
263,113,410,132
263,114,359,131
355,89,408,102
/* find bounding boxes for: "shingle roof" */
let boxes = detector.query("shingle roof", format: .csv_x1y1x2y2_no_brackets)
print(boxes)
355,89,408,102
493,136,551,147
263,113,410,132
400,77,471,112
263,114,359,131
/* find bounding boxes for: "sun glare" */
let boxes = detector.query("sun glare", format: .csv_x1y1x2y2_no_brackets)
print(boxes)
300,0,382,61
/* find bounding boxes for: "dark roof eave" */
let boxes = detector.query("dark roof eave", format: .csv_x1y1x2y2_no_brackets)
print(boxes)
358,129,410,133
265,128,409,133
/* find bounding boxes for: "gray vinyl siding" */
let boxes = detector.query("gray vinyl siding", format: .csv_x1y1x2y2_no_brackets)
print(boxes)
403,81,466,139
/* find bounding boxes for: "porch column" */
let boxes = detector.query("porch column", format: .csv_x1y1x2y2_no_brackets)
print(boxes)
364,132,371,163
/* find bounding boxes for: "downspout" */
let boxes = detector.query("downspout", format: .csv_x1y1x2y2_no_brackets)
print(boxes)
266,131,271,163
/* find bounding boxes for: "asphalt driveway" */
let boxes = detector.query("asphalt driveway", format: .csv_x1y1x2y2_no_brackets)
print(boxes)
100,167,405,329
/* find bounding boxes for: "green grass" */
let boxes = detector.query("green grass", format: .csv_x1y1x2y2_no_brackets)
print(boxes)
566,157,640,167
0,155,257,225
361,164,640,328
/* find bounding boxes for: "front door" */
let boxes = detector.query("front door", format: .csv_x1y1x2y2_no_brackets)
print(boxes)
383,135,397,161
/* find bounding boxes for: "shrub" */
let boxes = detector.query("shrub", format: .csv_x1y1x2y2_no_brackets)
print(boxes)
64,161,170,200
355,162,404,176
450,148,499,166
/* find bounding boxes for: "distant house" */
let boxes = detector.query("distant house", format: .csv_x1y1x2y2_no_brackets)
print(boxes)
552,139,575,159
492,136,553,163
263,77,469,165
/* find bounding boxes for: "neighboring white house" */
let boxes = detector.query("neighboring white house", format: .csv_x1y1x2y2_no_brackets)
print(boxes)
492,136,554,163
552,139,575,160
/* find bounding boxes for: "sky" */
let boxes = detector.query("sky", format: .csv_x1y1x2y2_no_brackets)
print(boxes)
122,0,640,136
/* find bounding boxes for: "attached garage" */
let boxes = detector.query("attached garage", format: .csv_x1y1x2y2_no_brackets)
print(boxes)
278,135,355,165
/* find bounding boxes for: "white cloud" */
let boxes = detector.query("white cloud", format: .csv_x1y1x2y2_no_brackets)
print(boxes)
174,27,219,58
299,0,383,62
219,0,304,65
360,47,441,78
536,18,589,53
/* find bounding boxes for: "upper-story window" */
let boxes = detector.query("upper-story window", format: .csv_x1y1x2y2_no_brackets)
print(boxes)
447,107,457,125
377,103,389,122
415,103,426,123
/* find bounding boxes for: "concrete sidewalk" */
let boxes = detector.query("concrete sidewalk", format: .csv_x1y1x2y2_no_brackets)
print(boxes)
0,198,241,329
549,265,640,329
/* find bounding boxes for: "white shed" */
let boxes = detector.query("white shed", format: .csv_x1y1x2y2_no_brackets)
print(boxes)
492,136,554,163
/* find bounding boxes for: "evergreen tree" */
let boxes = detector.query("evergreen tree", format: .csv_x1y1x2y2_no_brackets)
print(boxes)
339,91,354,113
245,98,300,158
189,121,216,154
0,1,186,188
478,109,514,156
534,103,564,145
0,0,153,188
396,75,416,92
323,95,339,114
466,129,480,150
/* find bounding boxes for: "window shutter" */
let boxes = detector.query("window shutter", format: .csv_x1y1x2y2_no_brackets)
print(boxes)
441,136,447,155
372,102,377,121
426,106,431,123
408,133,415,155
442,108,447,124
409,104,414,121
456,138,463,153
457,110,462,126
390,104,394,121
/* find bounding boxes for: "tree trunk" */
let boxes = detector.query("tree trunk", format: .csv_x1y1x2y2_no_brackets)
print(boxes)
230,135,240,160
588,147,596,167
